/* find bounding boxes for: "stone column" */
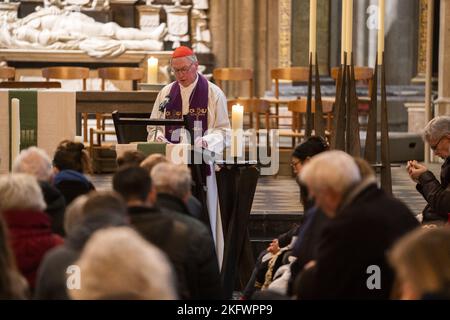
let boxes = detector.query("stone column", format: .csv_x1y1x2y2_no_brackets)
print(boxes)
352,0,419,85
435,0,450,115
210,0,278,97
291,0,329,74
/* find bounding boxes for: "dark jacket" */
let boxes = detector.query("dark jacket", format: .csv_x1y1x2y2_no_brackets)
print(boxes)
288,207,329,295
53,170,95,205
3,209,64,290
129,198,223,300
416,157,450,223
34,213,127,300
39,181,66,236
157,193,202,220
297,180,419,300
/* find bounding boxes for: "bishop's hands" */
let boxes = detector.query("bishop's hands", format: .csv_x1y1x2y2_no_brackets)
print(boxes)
407,160,428,183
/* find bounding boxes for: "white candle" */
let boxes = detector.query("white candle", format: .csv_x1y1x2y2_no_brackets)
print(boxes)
378,0,385,64
346,0,353,59
309,0,317,64
147,57,158,84
231,104,244,158
341,0,347,64
11,98,20,163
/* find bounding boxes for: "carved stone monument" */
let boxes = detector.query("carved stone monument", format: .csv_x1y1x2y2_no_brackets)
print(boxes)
164,0,191,49
191,0,211,53
136,0,162,34
0,4,167,58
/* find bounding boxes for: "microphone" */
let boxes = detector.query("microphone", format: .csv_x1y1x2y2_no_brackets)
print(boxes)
159,95,171,113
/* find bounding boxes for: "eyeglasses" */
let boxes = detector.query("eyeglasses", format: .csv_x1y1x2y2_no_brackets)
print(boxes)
430,135,447,151
170,62,195,75
290,160,301,168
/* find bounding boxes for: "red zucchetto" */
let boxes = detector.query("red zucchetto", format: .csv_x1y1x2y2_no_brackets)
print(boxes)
172,46,194,58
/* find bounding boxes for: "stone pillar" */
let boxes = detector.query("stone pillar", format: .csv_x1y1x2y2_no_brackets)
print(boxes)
352,0,418,85
435,0,450,115
210,0,278,97
291,0,329,74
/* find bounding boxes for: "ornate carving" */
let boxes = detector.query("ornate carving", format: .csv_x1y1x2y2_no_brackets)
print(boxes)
136,3,162,33
191,0,211,53
279,0,291,67
416,0,428,78
164,0,191,49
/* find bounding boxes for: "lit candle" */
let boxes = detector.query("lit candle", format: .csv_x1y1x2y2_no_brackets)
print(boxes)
378,0,385,64
341,0,347,64
147,57,158,84
346,0,353,59
11,98,20,162
231,104,244,158
309,0,317,64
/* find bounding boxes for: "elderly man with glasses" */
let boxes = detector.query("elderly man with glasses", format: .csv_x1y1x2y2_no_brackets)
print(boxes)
147,46,230,268
407,115,450,224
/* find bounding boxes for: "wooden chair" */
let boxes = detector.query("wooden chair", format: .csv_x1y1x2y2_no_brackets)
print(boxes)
213,68,254,98
90,67,145,172
94,67,145,139
285,98,334,147
270,67,311,129
0,67,15,81
42,66,90,141
331,66,373,127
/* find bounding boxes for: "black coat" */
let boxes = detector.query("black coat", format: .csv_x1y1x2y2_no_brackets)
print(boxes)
129,199,223,300
297,182,419,300
417,157,450,223
34,213,127,300
39,181,66,236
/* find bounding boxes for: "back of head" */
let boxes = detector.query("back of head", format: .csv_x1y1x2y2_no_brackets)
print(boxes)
69,227,177,300
113,166,151,202
83,191,128,220
292,136,329,161
64,194,89,235
423,115,450,142
0,173,46,212
389,227,450,297
151,162,191,200
12,147,53,182
53,140,92,174
117,150,146,168
140,153,168,174
300,150,361,195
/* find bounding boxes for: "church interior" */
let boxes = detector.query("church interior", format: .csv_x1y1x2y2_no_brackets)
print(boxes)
0,0,449,302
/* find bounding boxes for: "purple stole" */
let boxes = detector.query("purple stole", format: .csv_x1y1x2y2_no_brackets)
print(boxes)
164,74,209,143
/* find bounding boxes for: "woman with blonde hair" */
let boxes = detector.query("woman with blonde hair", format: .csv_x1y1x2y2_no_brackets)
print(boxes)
389,227,450,300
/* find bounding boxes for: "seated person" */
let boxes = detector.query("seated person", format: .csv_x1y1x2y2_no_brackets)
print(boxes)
52,140,95,205
407,116,450,224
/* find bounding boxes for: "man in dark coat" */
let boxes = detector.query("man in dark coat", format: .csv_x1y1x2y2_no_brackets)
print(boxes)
113,165,223,300
296,151,419,299
407,115,450,224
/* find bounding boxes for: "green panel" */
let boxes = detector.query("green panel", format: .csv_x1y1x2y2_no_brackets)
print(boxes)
137,142,167,156
8,90,38,169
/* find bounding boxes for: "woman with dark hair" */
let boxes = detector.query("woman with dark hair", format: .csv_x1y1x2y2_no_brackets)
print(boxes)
291,136,329,208
241,136,329,299
52,140,95,205
0,215,28,299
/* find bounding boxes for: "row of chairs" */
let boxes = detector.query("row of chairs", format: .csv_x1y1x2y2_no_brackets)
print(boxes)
1,66,144,143
213,66,373,147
